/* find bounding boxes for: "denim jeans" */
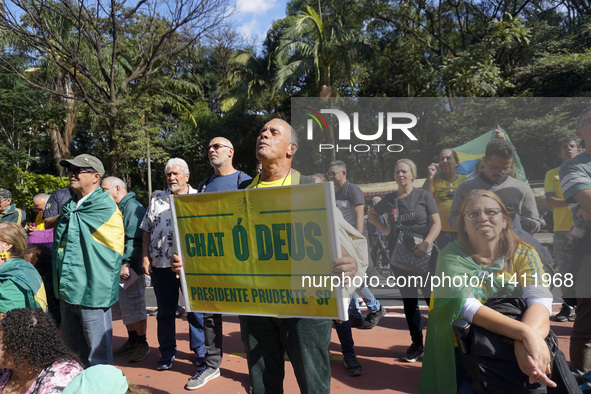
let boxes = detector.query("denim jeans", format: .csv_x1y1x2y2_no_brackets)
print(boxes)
348,284,380,318
239,316,331,394
333,320,354,356
151,267,205,361
60,301,113,367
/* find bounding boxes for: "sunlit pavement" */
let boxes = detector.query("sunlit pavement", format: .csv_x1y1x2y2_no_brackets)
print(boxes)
114,304,573,393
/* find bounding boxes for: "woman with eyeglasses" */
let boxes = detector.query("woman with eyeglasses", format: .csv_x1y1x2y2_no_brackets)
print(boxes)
0,223,46,313
368,159,441,363
420,189,555,393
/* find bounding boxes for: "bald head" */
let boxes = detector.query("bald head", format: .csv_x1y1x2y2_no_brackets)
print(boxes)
207,136,236,175
33,193,49,216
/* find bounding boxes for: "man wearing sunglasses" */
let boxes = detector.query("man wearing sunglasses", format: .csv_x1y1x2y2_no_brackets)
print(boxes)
182,137,252,390
0,188,26,227
448,138,540,235
53,153,125,367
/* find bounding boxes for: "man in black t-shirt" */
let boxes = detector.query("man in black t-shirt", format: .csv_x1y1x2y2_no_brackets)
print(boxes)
43,187,75,229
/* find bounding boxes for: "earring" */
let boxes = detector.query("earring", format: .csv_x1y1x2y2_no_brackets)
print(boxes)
0,250,10,261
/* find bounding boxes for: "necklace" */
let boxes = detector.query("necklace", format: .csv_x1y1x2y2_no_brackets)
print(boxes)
255,168,292,188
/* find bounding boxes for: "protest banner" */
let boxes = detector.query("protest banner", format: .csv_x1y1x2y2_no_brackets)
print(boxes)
170,182,346,319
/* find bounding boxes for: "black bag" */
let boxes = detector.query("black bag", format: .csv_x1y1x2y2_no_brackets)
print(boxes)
453,287,581,394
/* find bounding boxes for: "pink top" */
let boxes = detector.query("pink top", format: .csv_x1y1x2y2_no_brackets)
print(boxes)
0,360,83,393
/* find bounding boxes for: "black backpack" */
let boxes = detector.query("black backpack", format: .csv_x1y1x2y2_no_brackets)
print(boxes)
453,287,582,394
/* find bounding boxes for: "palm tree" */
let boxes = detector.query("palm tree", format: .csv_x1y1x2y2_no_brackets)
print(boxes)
274,1,369,161
221,47,278,114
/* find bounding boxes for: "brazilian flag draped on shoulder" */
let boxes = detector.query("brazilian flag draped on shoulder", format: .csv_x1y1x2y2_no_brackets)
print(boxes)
454,126,528,184
0,258,47,312
53,188,124,308
419,240,509,394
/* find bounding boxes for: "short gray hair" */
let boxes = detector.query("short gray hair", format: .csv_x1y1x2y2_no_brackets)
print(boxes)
328,160,346,171
102,176,127,191
165,158,190,175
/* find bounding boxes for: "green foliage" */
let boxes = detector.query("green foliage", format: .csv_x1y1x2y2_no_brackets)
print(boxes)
1,166,68,216
3,0,591,192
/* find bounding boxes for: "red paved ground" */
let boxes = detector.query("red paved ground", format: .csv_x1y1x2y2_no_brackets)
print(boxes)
114,305,574,394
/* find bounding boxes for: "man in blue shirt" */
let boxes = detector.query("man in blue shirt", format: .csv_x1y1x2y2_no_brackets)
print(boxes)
186,137,251,390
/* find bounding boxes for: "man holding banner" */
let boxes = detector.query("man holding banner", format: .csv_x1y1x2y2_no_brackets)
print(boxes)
140,158,205,372
236,119,359,393
170,119,366,393
183,137,252,390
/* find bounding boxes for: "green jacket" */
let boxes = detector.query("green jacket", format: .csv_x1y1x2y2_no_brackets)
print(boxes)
0,258,47,313
118,192,145,275
0,204,26,227
52,188,124,308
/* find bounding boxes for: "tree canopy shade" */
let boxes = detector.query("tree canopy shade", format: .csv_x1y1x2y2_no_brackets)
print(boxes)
3,0,591,212
0,0,230,174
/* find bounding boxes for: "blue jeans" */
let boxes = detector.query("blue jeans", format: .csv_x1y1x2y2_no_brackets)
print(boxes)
60,301,113,367
333,320,354,356
348,285,380,318
151,267,205,362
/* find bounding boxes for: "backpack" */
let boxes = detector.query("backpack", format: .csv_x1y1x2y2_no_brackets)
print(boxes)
453,287,581,394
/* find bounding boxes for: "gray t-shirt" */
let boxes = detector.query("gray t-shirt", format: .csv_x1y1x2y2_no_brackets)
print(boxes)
373,188,438,249
335,182,365,228
448,173,540,234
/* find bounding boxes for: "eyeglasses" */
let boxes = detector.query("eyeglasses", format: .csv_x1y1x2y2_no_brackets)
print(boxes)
463,208,502,221
68,167,96,175
487,164,513,174
326,171,342,177
207,143,231,152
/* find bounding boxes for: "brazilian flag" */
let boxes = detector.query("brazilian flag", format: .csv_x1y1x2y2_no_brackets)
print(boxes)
453,127,528,184
53,188,124,308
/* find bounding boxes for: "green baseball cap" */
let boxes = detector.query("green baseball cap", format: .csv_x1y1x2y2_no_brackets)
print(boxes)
60,154,105,177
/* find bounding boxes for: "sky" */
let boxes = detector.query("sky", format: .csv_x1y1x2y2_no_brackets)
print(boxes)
229,0,289,47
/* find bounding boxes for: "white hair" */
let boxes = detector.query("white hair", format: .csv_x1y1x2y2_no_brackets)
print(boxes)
165,158,190,175
102,176,127,191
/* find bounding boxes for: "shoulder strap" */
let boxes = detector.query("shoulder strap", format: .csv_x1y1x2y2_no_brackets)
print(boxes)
236,171,243,188
198,175,215,193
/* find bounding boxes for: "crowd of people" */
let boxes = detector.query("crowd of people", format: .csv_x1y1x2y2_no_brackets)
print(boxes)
0,108,590,393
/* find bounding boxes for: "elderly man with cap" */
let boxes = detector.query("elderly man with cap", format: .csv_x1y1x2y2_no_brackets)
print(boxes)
0,188,26,227
53,154,125,367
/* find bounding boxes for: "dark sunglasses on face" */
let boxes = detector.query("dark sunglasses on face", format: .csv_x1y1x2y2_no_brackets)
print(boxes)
68,167,96,175
207,143,231,152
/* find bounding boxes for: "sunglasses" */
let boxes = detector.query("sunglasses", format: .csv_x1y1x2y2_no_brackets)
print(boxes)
207,143,231,152
326,171,342,177
68,167,96,175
